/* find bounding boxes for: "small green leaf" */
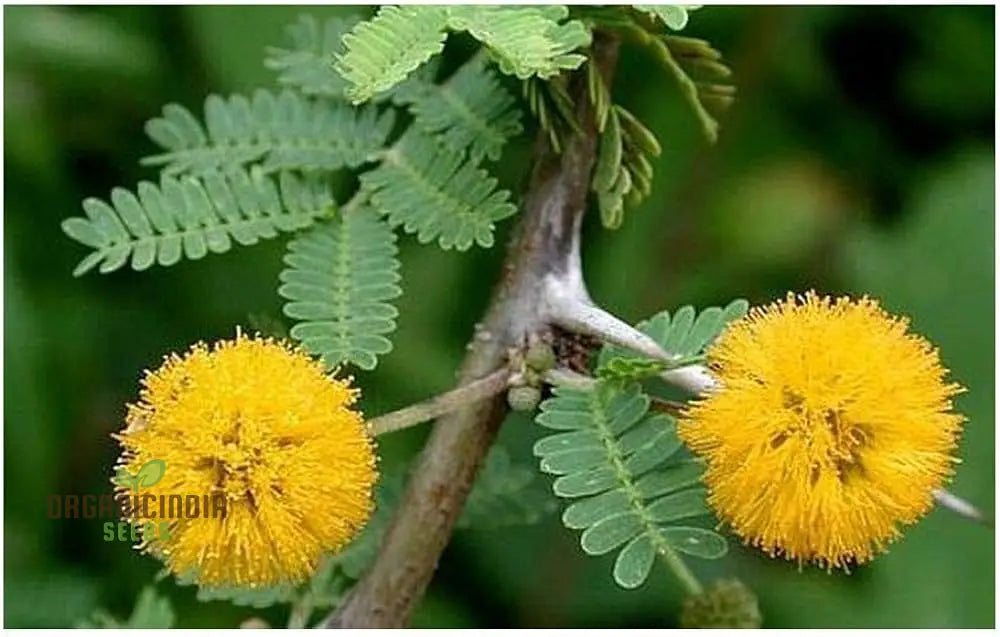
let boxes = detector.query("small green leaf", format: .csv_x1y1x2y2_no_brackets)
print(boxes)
679,306,724,354
646,488,710,523
622,415,683,475
662,526,729,559
614,534,656,589
532,430,603,457
617,416,668,455
552,466,619,497
581,512,644,555
562,489,630,530
536,406,591,430
662,306,696,353
633,461,704,499
540,447,608,476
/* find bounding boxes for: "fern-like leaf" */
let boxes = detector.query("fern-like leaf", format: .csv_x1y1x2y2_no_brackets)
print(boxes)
393,53,522,163
62,169,333,276
596,299,749,381
279,206,401,371
634,5,701,31
334,6,592,104
334,5,450,104
360,131,517,250
534,380,726,589
142,90,394,176
264,14,360,98
446,6,591,80
458,446,558,530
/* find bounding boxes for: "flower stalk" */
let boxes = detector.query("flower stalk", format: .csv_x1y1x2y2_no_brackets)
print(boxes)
367,368,516,437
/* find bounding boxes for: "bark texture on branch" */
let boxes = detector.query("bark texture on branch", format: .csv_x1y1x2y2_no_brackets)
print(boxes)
325,34,621,628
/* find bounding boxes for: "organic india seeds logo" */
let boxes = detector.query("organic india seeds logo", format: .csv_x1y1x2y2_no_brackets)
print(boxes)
47,459,226,543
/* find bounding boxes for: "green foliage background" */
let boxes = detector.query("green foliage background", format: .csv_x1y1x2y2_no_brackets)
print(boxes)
4,5,994,628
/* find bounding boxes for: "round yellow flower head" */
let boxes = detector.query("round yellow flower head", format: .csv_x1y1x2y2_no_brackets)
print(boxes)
114,333,377,587
678,291,965,568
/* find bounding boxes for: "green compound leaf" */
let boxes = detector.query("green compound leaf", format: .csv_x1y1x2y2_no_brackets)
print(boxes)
534,380,726,590
655,32,735,144
458,445,559,530
63,168,333,276
360,131,517,250
142,90,394,177
635,5,701,31
334,5,450,104
445,6,591,80
592,105,662,229
333,5,592,104
596,299,749,382
279,206,402,371
265,14,361,98
392,53,523,163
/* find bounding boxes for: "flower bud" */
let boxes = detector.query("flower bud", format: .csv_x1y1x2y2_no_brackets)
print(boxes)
507,385,542,412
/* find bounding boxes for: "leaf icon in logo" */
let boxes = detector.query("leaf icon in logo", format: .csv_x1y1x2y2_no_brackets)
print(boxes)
112,468,140,492
135,460,166,490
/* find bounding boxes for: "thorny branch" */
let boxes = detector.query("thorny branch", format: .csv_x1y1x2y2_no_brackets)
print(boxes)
325,33,623,628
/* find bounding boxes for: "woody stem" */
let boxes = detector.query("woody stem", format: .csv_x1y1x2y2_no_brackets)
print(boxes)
324,32,622,628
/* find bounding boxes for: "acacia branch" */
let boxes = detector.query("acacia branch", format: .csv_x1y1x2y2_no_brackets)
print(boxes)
324,34,622,628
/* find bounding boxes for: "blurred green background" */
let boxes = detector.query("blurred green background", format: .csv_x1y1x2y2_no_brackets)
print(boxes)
4,5,994,628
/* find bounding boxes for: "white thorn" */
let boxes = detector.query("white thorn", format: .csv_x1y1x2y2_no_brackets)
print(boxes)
543,275,717,395
661,364,718,395
933,489,991,527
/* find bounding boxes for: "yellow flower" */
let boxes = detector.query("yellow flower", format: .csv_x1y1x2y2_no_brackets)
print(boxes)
114,333,377,587
678,292,965,568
